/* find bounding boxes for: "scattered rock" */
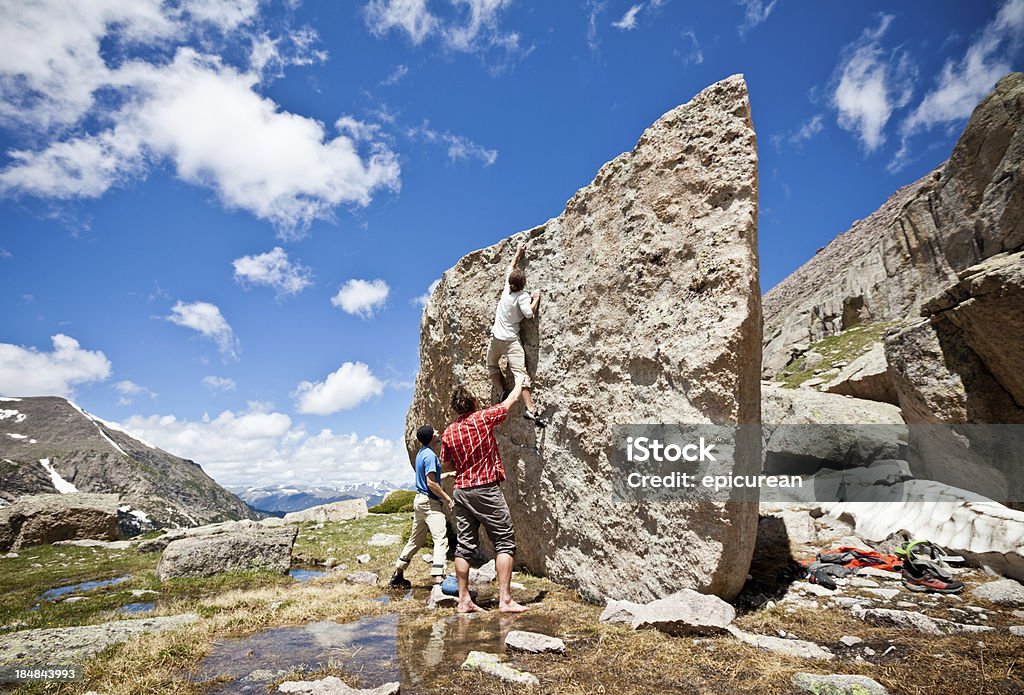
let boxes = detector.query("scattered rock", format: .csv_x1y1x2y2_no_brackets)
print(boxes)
366,533,402,547
855,607,994,635
801,583,835,597
972,579,1024,608
283,499,368,524
599,599,641,625
1009,626,1024,636
277,676,400,694
345,571,379,586
838,635,863,647
630,589,736,636
155,521,297,580
405,74,762,602
427,585,456,609
856,567,902,581
504,630,565,654
0,614,199,666
728,627,833,660
848,578,879,588
469,560,497,587
356,554,371,564
864,588,900,600
461,651,539,686
792,672,889,695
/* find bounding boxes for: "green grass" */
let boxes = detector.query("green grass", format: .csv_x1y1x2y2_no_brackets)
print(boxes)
291,514,414,575
368,490,415,514
775,321,898,388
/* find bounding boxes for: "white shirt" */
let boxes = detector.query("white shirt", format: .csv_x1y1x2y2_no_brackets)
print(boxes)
491,274,534,340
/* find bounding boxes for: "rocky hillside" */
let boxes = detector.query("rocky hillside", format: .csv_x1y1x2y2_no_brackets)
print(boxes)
407,75,761,602
763,72,1024,378
0,396,258,527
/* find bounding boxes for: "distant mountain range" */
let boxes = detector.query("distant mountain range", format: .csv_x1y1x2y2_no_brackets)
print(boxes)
230,481,407,514
0,396,257,527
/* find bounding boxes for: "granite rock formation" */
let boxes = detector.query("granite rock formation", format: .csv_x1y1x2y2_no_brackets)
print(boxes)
155,519,297,580
406,75,761,601
763,72,1024,379
0,493,120,551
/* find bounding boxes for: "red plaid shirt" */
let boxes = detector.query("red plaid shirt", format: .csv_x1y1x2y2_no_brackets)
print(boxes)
441,404,508,488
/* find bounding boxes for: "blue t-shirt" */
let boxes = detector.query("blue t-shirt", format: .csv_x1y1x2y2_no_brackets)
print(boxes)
415,447,442,500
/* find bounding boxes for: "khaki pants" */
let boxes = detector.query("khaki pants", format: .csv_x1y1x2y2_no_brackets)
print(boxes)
486,336,531,388
395,493,449,577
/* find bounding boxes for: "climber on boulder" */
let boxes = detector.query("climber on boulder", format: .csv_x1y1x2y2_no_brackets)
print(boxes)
487,240,547,428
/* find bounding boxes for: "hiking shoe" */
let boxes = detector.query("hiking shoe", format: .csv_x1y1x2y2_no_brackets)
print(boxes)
524,410,547,428
901,564,964,594
388,572,412,591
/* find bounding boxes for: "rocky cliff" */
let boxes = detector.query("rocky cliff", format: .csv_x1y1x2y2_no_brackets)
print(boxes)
0,397,257,527
763,72,1024,379
406,75,761,602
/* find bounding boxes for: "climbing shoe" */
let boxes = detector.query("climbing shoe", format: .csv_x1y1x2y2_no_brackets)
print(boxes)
388,572,412,590
901,563,964,593
524,410,548,428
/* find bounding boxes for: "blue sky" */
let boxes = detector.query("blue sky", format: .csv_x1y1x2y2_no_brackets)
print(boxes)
1,0,1021,488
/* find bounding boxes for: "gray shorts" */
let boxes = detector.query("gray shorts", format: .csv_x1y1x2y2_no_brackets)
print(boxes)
453,482,516,560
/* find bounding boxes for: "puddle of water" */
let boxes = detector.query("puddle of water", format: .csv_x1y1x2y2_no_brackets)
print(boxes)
39,575,130,601
288,568,326,582
117,602,156,614
194,610,564,694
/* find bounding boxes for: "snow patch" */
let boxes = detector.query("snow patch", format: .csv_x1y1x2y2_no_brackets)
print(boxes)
130,509,151,523
0,409,26,423
65,400,130,456
6,433,27,439
39,458,78,493
0,397,22,401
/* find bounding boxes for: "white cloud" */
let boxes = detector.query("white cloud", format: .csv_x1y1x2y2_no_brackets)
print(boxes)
203,375,237,392
412,278,441,307
380,63,409,85
676,29,703,65
771,114,825,150
120,404,412,487
737,0,777,35
331,279,391,318
612,4,643,31
0,248,11,259
0,3,400,237
232,247,312,297
585,0,606,52
408,123,497,166
293,362,385,415
0,334,112,397
363,0,523,64
830,15,916,153
890,0,1024,171
114,379,156,405
166,300,239,359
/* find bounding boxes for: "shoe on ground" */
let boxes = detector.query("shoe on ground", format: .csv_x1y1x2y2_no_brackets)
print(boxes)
523,410,548,428
901,563,964,593
388,572,412,590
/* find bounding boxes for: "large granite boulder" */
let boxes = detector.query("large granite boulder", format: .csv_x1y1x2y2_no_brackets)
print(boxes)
155,520,297,580
763,72,1024,376
0,492,121,551
283,499,369,524
406,75,761,601
822,343,898,405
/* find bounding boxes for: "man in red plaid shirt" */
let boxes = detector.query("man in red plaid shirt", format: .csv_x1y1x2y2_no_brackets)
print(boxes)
441,374,528,613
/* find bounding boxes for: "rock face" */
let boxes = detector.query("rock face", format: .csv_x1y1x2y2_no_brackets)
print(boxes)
155,520,297,580
406,75,761,602
764,72,1024,378
0,493,120,551
823,343,898,404
283,499,368,524
0,397,257,527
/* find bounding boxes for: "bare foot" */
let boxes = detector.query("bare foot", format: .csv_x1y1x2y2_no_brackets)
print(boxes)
457,600,485,613
498,600,529,613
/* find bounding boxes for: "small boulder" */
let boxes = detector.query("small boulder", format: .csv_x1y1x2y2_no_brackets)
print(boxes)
793,672,889,695
427,585,457,609
283,499,368,524
504,630,565,654
461,651,538,686
356,554,371,564
599,599,642,625
0,493,121,551
277,676,400,694
972,579,1024,607
728,627,833,660
838,635,863,647
630,589,736,636
155,522,297,581
345,571,379,586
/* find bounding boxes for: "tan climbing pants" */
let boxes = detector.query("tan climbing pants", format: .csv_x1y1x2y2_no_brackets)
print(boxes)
395,493,449,577
486,336,531,388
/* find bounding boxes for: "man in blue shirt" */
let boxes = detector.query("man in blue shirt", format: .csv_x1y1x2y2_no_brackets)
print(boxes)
389,424,454,590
